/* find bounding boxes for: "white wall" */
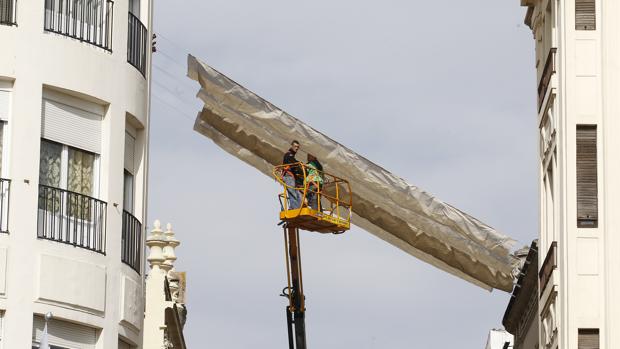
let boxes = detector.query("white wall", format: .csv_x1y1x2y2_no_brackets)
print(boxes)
527,0,620,347
0,0,152,347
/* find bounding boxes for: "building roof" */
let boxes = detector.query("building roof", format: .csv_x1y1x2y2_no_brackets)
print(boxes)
502,239,538,333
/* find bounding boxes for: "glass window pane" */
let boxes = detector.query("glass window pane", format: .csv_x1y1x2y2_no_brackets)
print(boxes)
129,0,140,17
123,170,134,214
68,147,95,196
39,140,62,188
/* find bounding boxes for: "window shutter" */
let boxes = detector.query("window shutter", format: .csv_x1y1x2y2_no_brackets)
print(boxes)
577,125,598,228
124,132,136,174
41,98,102,154
32,316,98,349
578,329,599,349
0,90,9,121
576,0,596,30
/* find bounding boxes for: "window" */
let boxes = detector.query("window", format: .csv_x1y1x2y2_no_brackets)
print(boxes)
0,0,17,25
123,171,134,214
576,0,596,30
578,329,599,349
0,311,3,348
32,315,98,349
123,131,136,213
129,0,140,17
121,129,140,272
0,86,10,176
576,125,597,227
38,93,105,252
118,338,135,349
39,139,98,198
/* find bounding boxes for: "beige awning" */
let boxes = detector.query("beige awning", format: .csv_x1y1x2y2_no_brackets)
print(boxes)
187,54,519,292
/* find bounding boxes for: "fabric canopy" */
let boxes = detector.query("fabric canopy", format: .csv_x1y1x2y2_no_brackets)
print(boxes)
187,54,519,292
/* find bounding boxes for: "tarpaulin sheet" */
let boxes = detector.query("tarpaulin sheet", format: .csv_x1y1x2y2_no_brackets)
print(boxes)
187,54,519,292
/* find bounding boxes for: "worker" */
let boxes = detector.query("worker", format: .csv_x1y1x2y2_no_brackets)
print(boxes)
305,154,323,210
282,140,303,209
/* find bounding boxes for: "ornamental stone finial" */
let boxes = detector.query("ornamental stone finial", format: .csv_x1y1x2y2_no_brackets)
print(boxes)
146,219,167,269
162,223,180,273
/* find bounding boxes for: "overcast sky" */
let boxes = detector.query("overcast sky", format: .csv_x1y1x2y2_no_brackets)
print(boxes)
148,1,538,347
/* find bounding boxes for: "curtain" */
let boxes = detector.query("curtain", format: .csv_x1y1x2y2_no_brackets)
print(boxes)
68,148,95,220
39,140,63,211
68,148,94,196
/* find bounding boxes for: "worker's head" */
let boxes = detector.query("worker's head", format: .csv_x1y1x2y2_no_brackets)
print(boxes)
307,154,316,162
290,140,300,153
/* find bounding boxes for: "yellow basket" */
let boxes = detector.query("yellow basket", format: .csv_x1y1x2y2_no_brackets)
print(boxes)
273,163,352,234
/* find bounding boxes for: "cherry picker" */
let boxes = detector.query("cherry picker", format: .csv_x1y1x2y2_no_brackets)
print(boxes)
273,163,352,349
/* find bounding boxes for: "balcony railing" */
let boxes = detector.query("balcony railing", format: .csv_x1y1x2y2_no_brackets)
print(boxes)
0,178,10,233
0,0,17,26
127,12,147,76
44,0,114,51
538,48,557,109
539,241,557,296
122,210,142,273
37,184,107,254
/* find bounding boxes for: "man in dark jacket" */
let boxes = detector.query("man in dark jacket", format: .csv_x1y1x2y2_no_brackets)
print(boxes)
282,140,302,209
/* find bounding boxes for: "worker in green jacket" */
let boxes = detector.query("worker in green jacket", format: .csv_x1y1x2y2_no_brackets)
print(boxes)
305,154,323,210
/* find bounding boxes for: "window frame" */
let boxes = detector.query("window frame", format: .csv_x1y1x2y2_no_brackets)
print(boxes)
40,138,101,199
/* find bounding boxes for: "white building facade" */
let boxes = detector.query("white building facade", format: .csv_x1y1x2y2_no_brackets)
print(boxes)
485,329,514,349
521,0,619,348
0,0,152,347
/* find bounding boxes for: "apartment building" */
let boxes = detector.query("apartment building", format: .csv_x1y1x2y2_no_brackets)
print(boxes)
520,0,619,347
0,0,152,347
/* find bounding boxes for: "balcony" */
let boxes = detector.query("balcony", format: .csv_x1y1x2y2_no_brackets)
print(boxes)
122,210,142,273
127,12,147,76
37,184,107,254
538,48,556,110
0,0,17,26
44,0,114,51
0,178,10,233
539,241,557,296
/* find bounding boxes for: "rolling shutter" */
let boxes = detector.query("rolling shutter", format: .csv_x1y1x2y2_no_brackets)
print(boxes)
578,329,599,349
41,98,102,154
0,90,9,121
124,132,136,174
576,125,598,228
576,0,596,30
33,316,98,349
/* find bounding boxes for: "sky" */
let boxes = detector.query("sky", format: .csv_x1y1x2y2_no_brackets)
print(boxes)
148,1,538,348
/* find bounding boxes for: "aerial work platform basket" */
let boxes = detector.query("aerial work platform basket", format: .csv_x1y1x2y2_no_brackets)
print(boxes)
273,163,352,234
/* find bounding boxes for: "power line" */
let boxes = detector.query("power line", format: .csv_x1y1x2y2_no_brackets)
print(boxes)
152,63,197,92
154,47,187,72
152,79,197,107
156,32,191,54
151,93,197,123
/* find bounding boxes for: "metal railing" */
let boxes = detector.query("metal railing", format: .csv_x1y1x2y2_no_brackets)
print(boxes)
538,48,556,110
127,12,147,76
44,0,114,51
37,184,107,254
122,210,142,273
0,0,17,26
0,178,10,233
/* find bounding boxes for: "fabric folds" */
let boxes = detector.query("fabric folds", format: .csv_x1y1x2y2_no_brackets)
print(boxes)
187,54,519,292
